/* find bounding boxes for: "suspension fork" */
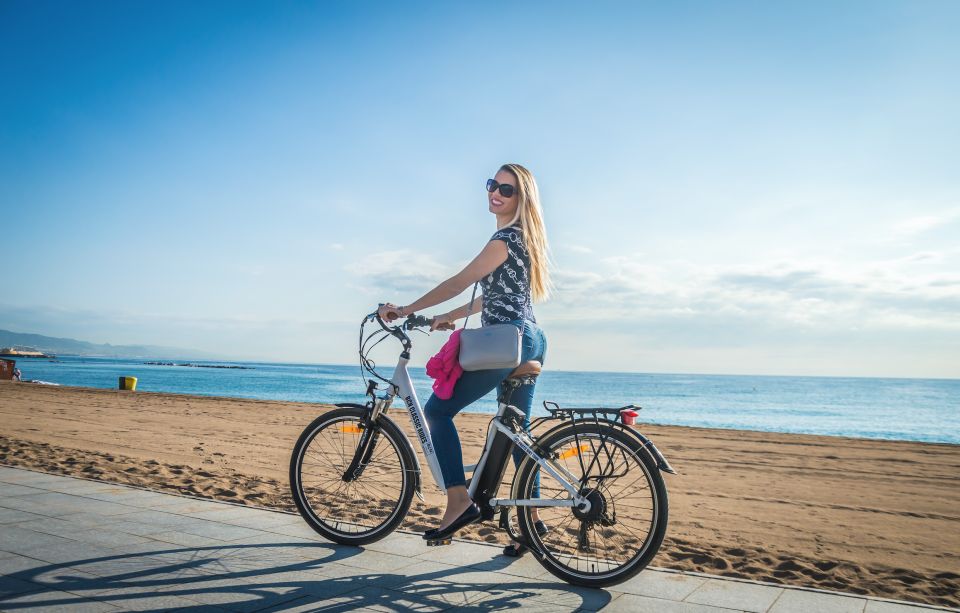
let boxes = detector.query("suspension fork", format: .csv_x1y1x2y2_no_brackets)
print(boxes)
340,395,389,482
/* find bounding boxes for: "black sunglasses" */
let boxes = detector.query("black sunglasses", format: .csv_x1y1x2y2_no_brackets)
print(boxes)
486,178,516,198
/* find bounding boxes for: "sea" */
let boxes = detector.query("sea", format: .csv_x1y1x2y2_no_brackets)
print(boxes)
12,356,959,445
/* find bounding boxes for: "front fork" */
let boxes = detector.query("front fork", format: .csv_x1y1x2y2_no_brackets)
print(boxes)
340,383,391,483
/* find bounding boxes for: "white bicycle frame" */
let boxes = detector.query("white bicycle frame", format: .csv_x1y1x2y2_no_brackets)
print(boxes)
386,351,590,512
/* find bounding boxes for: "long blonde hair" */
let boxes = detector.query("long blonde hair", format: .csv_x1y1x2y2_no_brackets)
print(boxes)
501,163,552,302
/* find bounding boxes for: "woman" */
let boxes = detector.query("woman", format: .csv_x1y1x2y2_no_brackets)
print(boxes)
378,163,550,553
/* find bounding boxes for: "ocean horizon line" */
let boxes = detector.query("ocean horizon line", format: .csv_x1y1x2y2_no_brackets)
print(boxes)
47,354,960,383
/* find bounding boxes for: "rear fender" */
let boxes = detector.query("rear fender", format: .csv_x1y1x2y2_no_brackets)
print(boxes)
333,402,425,499
624,427,678,475
536,418,678,476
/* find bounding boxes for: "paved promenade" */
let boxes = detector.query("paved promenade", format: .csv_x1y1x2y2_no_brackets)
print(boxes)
0,466,949,612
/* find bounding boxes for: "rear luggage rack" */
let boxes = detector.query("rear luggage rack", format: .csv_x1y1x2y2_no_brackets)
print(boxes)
541,402,642,424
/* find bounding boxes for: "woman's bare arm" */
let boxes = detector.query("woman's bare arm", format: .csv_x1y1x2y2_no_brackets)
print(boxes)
444,296,482,321
398,240,507,315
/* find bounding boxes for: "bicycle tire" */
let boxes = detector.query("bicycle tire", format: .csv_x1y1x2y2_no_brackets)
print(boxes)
513,422,668,587
289,407,416,545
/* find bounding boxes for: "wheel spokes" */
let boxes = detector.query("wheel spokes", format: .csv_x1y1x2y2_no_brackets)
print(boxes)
524,433,658,577
297,418,405,535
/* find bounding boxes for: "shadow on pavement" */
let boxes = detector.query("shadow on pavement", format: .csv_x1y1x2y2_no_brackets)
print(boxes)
0,540,612,611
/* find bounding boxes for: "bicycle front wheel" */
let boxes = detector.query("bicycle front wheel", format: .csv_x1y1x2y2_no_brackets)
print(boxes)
513,422,668,587
289,407,416,545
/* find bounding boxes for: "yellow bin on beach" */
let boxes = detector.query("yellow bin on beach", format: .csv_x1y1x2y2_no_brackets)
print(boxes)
119,376,137,391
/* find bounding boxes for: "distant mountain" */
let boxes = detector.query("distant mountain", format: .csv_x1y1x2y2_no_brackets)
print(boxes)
0,329,221,360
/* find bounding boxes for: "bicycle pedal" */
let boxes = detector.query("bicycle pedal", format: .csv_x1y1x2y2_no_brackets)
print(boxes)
426,537,452,546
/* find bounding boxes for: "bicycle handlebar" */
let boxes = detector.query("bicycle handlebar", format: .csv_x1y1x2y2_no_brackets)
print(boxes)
368,305,436,333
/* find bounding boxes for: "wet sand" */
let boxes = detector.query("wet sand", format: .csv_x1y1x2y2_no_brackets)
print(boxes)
1,381,957,607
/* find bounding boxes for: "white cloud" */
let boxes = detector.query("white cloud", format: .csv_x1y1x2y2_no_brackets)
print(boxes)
345,250,454,294
542,255,960,335
890,208,960,238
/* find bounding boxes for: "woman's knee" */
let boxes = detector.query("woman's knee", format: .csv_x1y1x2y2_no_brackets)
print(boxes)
423,395,449,425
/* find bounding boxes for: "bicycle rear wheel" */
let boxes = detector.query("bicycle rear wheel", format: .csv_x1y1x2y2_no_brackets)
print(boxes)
513,422,668,587
289,407,416,545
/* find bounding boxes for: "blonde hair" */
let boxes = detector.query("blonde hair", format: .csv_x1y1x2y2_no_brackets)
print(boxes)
501,163,552,302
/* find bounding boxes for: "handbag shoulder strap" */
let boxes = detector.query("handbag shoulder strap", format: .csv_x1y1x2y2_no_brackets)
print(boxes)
461,280,529,340
462,281,480,329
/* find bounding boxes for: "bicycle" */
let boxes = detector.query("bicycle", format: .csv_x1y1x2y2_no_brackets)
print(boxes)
289,308,676,587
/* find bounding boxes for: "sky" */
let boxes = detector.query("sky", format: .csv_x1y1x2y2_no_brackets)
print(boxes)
1,1,958,378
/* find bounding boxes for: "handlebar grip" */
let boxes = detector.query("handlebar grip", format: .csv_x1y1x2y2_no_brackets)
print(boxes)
404,314,433,329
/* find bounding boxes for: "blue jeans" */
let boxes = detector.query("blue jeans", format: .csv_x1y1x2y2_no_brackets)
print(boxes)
425,319,547,490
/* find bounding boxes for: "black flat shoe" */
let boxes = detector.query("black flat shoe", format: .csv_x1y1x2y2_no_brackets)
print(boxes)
502,520,549,557
423,503,481,541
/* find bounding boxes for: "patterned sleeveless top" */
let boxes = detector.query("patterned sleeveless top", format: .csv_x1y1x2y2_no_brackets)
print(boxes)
481,226,537,326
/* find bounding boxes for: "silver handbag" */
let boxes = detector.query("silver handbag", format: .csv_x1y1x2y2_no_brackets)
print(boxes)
458,282,526,371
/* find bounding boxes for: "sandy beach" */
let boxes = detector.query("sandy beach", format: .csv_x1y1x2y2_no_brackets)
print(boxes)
0,381,957,607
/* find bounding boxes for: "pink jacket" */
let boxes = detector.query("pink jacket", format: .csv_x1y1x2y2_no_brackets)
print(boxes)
425,329,463,400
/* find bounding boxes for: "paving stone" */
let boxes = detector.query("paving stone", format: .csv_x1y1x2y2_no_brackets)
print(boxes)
39,482,119,496
218,512,302,531
154,575,306,612
176,522,265,542
0,588,120,611
73,552,192,581
0,473,68,487
26,567,118,597
147,499,228,514
296,584,451,612
361,531,437,557
14,520,153,550
11,540,117,566
0,508,50,525
95,518,176,537
864,600,938,613
186,506,268,521
466,550,553,580
414,539,501,567
336,549,422,573
0,526,77,555
0,552,51,575
254,522,330,543
0,573,45,598
493,580,617,611
616,569,709,601
768,588,867,613
116,509,214,529
225,533,322,550
252,587,382,613
0,483,48,497
604,592,736,612
145,530,230,548
84,586,206,611
685,577,784,612
0,495,75,518
10,493,139,518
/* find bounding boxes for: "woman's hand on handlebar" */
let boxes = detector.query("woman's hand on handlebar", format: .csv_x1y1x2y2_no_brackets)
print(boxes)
377,303,403,322
430,312,457,332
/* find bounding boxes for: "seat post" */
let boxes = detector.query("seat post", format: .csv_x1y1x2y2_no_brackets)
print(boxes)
497,360,542,407
497,374,538,406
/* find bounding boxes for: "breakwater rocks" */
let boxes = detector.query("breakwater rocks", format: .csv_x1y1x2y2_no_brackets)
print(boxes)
144,362,254,370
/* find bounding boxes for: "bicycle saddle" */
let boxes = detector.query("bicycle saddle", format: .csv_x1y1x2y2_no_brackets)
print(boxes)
508,360,542,378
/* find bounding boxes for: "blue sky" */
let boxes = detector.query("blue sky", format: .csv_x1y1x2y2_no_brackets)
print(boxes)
2,1,958,377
